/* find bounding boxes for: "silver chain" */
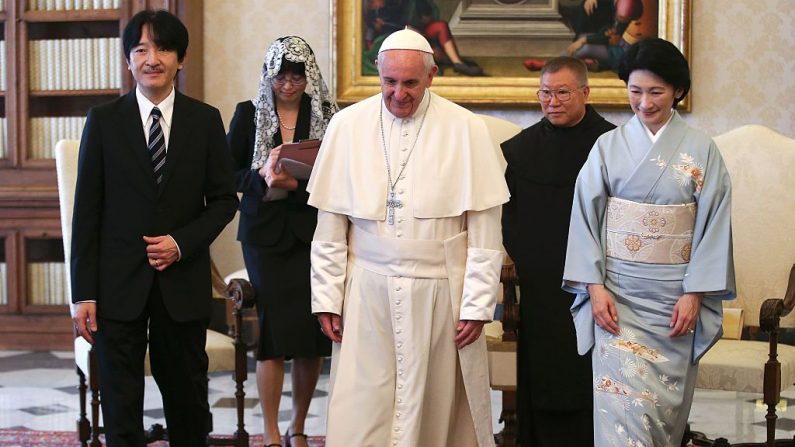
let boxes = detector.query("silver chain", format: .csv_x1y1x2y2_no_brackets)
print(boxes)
379,93,432,192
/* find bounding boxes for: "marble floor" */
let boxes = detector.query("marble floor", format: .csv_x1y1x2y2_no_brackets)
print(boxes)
1,349,793,444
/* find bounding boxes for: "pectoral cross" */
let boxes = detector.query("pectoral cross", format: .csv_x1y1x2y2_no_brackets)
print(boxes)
386,191,402,225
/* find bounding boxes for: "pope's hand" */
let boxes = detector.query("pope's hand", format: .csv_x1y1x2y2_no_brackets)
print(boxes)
317,312,343,343
455,320,485,349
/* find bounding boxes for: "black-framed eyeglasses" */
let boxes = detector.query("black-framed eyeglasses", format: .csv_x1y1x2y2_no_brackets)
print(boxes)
273,74,307,87
536,85,586,102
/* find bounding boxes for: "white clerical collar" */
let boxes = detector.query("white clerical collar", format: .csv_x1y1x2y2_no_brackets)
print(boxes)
381,89,431,122
644,110,675,143
136,86,176,130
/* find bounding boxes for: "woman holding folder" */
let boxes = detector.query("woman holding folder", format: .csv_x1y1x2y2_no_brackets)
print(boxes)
227,36,337,447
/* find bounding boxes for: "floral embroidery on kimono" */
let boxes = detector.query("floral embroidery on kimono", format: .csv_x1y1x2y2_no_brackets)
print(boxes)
651,152,705,192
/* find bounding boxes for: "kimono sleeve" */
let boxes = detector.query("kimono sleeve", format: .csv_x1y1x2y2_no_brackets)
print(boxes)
683,141,736,299
562,141,611,294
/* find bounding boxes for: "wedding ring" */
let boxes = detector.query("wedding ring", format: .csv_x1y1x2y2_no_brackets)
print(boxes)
155,259,159,266
688,328,695,333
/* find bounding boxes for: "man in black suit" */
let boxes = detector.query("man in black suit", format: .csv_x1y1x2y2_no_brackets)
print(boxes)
70,10,238,447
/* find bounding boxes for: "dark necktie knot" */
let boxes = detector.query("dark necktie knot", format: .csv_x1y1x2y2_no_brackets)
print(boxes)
151,107,162,120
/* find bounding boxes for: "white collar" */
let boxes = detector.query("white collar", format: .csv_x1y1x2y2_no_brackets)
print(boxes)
136,86,176,127
644,110,675,143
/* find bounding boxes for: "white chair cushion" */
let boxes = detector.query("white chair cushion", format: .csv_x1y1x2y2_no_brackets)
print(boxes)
204,330,237,373
697,339,795,393
486,320,517,389
75,329,236,377
224,268,250,284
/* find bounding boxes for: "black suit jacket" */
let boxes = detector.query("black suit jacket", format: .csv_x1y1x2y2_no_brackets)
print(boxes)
227,98,317,248
70,90,239,322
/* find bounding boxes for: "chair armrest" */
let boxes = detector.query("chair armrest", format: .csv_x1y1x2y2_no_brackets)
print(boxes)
224,278,256,312
500,256,519,343
757,263,794,445
210,260,256,346
759,263,795,332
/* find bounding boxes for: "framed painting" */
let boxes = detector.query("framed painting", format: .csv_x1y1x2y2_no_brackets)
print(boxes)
331,0,691,108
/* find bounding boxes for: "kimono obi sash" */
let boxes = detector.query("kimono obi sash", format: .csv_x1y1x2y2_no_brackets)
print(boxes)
605,197,696,265
348,225,467,279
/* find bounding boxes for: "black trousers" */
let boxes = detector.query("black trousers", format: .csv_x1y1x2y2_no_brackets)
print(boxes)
94,281,210,447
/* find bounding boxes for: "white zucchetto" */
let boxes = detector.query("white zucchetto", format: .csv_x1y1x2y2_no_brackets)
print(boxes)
377,28,433,55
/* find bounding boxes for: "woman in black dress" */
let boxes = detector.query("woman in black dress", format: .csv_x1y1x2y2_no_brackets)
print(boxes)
227,36,337,447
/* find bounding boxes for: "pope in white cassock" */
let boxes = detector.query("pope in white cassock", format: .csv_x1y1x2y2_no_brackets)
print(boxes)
307,29,509,447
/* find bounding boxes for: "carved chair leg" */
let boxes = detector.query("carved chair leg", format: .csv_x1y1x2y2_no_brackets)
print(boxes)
88,349,102,447
497,390,517,447
76,366,90,447
233,307,249,447
764,330,781,447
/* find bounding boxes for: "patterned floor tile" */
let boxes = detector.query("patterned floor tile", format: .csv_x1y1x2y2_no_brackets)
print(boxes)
282,389,328,398
18,404,71,416
142,408,165,419
0,352,73,373
6,349,794,444
751,417,795,431
212,397,260,408
54,385,81,396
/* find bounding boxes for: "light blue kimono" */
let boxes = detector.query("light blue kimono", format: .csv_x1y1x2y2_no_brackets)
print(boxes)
563,112,735,447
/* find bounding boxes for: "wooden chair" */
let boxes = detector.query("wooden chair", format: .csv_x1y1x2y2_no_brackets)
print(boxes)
688,265,795,447
686,125,795,446
487,259,520,447
473,114,522,446
55,139,255,447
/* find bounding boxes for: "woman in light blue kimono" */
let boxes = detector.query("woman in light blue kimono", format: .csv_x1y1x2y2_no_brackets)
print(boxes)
563,38,735,447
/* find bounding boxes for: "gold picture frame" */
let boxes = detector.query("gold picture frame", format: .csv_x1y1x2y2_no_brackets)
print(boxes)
331,0,691,109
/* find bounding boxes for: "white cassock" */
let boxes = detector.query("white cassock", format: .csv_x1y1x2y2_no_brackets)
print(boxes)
307,90,509,447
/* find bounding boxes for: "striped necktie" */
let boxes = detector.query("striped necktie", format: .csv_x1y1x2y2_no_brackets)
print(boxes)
148,107,166,185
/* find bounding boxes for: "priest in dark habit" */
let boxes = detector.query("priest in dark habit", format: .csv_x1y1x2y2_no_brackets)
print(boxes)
501,56,615,447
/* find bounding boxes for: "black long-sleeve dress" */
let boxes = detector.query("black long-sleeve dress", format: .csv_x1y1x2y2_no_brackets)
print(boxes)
502,105,614,446
227,96,330,360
